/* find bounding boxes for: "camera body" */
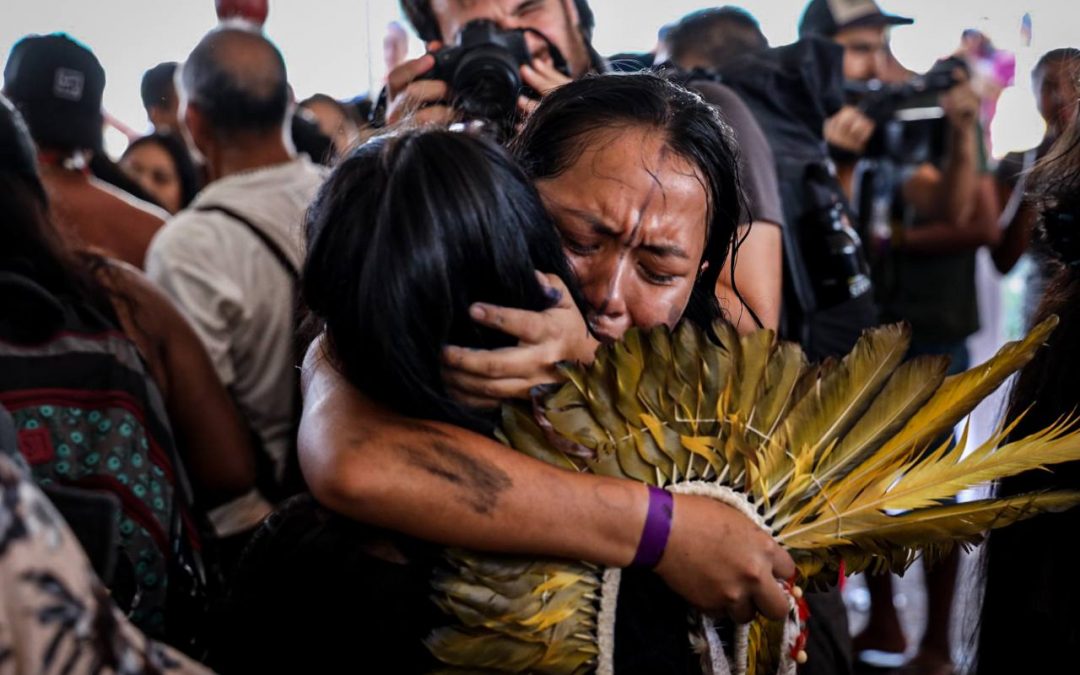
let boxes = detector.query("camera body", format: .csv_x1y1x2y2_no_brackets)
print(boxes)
424,20,541,122
844,56,967,164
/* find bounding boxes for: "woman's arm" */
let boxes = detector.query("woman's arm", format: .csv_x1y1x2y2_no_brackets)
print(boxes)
300,341,796,621
100,262,257,506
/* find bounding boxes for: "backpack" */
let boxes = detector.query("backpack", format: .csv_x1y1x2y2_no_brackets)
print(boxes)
0,270,207,645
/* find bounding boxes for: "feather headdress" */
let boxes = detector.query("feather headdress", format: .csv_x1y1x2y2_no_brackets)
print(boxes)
428,317,1080,674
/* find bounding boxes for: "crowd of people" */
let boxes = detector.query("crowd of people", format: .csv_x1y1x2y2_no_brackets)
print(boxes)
1,0,1079,673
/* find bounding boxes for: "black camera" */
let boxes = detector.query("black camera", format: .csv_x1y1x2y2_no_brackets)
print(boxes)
423,19,568,123
845,56,965,126
842,57,968,164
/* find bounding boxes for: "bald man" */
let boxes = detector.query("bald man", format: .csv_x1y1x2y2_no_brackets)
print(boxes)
146,26,326,534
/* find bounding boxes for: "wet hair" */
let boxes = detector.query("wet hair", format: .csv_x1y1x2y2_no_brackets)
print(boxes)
510,72,746,331
975,110,1080,673
302,129,581,432
666,6,769,71
140,61,178,113
121,132,201,210
400,0,595,42
180,26,289,135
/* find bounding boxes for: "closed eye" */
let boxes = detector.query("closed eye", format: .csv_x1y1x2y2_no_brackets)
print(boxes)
514,0,545,16
638,264,676,285
561,233,599,255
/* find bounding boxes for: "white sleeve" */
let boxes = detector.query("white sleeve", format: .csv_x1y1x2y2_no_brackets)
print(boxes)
145,219,245,388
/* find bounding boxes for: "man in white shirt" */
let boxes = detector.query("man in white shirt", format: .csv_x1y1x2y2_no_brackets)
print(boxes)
146,25,325,537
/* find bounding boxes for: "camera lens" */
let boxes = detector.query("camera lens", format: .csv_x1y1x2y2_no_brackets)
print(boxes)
452,46,521,120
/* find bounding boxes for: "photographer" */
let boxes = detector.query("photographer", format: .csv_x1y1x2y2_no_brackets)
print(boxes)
379,0,785,336
800,1,997,672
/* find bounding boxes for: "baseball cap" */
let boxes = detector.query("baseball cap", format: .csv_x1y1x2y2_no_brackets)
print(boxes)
2,33,105,151
799,0,913,38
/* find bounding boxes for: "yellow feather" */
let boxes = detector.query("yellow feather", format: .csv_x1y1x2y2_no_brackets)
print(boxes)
786,491,1080,551
810,355,949,489
835,316,1058,499
767,324,910,501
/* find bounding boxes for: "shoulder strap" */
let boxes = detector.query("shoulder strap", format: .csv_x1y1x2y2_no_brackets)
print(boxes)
195,204,299,280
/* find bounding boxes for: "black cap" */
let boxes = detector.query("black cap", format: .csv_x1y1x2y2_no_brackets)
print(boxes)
2,33,105,151
799,0,913,38
0,94,45,200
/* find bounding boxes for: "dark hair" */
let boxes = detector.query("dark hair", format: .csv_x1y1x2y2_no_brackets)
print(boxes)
180,27,289,135
667,7,769,70
400,0,595,42
510,72,744,331
299,93,347,116
140,61,178,112
1033,47,1080,78
975,112,1080,674
121,132,201,210
303,129,580,432
0,97,112,324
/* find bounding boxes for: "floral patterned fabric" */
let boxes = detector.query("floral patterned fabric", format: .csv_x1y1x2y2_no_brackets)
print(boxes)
0,454,211,675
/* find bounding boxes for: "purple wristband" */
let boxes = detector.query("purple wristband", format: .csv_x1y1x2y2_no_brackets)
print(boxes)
631,485,674,568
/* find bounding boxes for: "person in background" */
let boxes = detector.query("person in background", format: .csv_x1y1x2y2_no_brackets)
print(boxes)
977,98,1080,675
800,2,989,673
992,48,1080,321
146,25,325,509
955,29,1015,153
141,61,181,134
121,132,201,214
3,34,167,270
664,6,768,73
0,94,260,634
297,93,361,159
384,20,409,75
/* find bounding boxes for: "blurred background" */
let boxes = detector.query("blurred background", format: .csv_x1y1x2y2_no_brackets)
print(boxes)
4,0,1078,159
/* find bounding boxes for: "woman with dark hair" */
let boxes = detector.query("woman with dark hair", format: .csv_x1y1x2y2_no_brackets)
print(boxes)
282,73,793,668
303,129,581,431
120,132,201,214
976,110,1080,674
0,96,264,635
297,93,364,160
220,126,588,672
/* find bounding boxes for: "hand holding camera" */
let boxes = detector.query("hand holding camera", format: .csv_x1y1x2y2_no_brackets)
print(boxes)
381,20,570,132
940,77,980,132
385,43,455,127
824,105,877,154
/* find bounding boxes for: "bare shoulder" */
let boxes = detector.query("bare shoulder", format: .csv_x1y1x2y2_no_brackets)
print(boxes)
88,176,170,224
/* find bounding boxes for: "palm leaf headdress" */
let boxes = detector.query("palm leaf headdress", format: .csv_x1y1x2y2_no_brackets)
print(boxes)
428,317,1080,674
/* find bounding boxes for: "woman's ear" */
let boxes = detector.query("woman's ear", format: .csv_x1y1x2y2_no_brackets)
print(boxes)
699,261,710,274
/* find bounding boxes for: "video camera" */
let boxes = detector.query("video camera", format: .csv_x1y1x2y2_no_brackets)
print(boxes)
843,56,968,164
